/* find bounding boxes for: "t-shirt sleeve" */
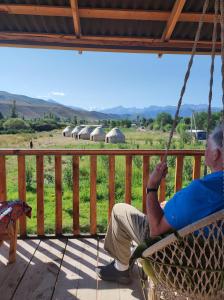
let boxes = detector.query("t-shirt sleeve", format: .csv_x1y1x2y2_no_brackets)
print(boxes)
164,180,199,230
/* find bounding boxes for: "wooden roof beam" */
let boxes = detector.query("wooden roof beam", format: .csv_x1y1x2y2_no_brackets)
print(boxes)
161,0,186,42
0,32,220,50
70,0,81,37
0,4,219,24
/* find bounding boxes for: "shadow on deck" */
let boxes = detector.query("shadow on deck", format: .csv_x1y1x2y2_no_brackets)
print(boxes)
0,238,145,300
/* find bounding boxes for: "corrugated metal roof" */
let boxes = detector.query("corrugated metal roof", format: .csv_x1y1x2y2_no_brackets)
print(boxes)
78,0,175,11
0,0,222,54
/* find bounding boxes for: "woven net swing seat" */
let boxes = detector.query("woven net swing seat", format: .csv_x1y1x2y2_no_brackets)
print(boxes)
141,210,224,300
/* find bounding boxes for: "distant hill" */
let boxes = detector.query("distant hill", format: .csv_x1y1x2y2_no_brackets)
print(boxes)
99,104,221,119
0,91,116,121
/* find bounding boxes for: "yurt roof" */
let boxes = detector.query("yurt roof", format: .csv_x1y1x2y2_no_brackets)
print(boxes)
106,127,125,138
63,126,72,132
0,1,221,55
71,125,83,134
90,126,106,136
78,126,93,135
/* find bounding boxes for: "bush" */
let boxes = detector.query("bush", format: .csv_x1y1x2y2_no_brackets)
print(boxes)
26,166,34,192
3,118,31,130
63,160,73,190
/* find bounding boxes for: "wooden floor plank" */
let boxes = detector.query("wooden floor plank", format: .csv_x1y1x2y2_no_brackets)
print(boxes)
0,238,145,300
53,238,98,300
53,238,87,300
97,239,120,300
118,263,145,300
75,238,98,300
0,239,39,300
12,239,66,300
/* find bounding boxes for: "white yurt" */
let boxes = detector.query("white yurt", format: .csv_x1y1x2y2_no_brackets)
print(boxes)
62,126,73,137
78,126,94,140
105,127,125,143
71,125,84,139
90,126,106,142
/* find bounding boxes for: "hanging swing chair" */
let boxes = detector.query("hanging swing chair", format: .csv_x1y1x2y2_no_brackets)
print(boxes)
140,0,224,299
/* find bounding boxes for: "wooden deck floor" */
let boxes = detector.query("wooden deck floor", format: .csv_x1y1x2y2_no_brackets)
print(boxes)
0,238,145,300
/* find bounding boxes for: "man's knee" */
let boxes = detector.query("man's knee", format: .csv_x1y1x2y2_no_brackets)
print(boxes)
112,203,130,219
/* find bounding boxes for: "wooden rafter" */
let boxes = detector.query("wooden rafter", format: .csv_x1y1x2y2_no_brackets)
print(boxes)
70,0,81,38
0,4,219,24
161,0,186,41
0,32,220,52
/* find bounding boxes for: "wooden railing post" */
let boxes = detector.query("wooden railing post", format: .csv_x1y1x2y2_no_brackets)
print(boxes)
18,155,26,236
159,155,166,203
73,156,80,235
125,155,132,204
175,155,184,192
36,155,44,236
142,156,150,213
0,155,7,202
90,156,97,234
108,155,115,220
55,155,62,235
193,156,201,179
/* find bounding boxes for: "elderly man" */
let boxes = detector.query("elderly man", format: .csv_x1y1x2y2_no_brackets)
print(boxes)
96,123,224,284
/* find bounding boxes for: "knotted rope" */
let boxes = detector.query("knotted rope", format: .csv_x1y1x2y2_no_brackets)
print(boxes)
220,0,224,120
163,0,210,161
207,0,219,136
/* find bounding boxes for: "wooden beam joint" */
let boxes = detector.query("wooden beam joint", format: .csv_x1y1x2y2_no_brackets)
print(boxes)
70,0,81,38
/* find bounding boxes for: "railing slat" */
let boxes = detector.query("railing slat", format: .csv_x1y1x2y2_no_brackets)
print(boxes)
142,156,150,213
193,155,201,179
108,155,115,220
18,155,26,236
90,156,97,234
0,155,7,202
159,156,166,203
73,156,80,235
175,155,184,192
125,155,132,204
36,155,44,236
55,156,62,235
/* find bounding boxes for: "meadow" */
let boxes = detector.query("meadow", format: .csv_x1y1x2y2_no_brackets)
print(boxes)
0,128,205,234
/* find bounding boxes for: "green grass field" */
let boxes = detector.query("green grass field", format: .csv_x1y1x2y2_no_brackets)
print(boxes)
0,128,205,234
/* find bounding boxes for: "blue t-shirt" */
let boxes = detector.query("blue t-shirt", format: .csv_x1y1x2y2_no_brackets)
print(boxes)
164,171,224,230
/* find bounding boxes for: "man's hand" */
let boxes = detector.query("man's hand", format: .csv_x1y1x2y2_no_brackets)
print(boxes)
148,162,168,189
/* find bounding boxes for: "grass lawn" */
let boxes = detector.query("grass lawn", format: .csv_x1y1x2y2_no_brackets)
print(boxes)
0,128,205,234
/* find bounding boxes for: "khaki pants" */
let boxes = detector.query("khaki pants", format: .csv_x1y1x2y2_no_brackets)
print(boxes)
104,203,150,265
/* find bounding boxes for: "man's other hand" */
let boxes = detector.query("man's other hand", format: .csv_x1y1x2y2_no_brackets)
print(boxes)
148,162,168,189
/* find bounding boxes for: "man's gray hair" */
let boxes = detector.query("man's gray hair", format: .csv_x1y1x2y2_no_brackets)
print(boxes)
210,123,224,149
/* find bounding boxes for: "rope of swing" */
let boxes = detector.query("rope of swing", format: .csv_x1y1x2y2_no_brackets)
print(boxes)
207,0,219,136
220,0,224,121
163,0,210,160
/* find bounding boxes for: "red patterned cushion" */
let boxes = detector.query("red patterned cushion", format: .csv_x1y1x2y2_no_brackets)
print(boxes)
0,200,32,233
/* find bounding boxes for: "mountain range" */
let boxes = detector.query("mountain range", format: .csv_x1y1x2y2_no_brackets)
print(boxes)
0,91,221,121
99,104,221,119
0,91,116,121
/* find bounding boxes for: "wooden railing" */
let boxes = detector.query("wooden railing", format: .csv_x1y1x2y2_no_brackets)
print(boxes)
0,149,204,237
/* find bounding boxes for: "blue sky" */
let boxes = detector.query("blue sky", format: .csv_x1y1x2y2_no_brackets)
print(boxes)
0,47,222,110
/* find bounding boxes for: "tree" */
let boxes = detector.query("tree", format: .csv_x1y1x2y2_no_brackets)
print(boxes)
73,115,78,125
11,100,18,118
155,112,173,130
0,111,4,120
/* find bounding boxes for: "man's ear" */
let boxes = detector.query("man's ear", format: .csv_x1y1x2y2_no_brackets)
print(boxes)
213,148,221,161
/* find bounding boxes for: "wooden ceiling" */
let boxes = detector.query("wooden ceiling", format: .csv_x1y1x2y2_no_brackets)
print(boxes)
0,0,222,54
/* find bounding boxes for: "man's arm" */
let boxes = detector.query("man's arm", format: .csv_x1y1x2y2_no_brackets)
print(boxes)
146,162,172,237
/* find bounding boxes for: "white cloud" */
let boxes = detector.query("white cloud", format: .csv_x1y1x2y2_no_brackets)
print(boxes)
51,91,65,97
